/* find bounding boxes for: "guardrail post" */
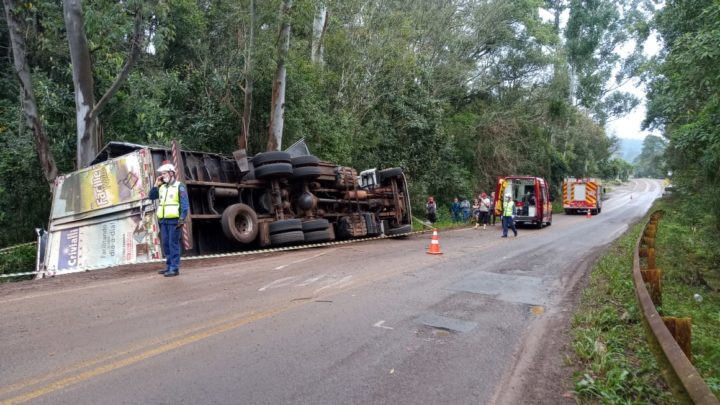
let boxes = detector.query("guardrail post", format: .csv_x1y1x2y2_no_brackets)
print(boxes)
641,269,662,306
647,248,657,269
662,317,693,362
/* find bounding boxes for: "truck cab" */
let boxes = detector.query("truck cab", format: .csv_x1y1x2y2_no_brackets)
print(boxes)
493,176,552,228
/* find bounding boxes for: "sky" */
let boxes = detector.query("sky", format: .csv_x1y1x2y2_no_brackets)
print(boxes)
538,7,663,141
605,34,663,140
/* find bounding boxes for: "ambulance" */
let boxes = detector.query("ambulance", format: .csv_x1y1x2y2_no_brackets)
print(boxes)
493,176,553,228
562,177,603,215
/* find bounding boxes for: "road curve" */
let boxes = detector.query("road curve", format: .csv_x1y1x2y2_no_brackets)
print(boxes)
0,179,663,405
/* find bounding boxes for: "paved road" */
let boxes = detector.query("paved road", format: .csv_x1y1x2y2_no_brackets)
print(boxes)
0,179,663,405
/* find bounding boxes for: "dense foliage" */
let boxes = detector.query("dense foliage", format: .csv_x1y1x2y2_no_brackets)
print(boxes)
644,0,720,225
1,0,645,247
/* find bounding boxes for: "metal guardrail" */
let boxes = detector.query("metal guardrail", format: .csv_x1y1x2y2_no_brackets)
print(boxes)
632,210,719,404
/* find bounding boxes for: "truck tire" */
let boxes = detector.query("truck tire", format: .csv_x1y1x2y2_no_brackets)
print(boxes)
252,151,292,167
378,167,403,183
269,219,302,235
221,203,259,244
255,162,293,179
303,229,333,243
291,155,320,167
302,219,329,232
564,209,572,215
387,224,411,236
292,166,322,179
270,230,305,246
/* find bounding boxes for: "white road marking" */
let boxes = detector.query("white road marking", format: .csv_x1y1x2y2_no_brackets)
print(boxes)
273,250,335,270
258,276,299,292
374,320,394,330
297,273,327,286
314,275,353,294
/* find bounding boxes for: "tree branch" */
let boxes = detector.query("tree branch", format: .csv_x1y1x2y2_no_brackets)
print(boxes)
90,10,144,120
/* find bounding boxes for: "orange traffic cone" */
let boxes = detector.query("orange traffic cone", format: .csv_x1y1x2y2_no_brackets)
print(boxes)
586,209,592,219
427,228,443,255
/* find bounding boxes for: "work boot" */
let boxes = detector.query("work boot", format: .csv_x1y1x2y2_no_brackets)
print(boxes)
163,270,179,277
158,268,168,274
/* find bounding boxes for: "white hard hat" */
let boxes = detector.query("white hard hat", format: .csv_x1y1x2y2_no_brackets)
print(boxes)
157,162,176,173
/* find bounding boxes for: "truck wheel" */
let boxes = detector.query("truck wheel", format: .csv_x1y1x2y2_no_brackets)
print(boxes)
597,207,602,214
291,155,320,167
269,219,302,235
564,209,572,215
270,230,305,246
221,203,259,244
302,218,329,232
255,162,293,179
387,224,411,236
378,167,403,183
292,166,322,179
252,151,291,167
304,229,333,243
535,221,543,229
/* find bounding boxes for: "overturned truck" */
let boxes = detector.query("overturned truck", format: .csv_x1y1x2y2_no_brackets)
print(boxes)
43,141,412,274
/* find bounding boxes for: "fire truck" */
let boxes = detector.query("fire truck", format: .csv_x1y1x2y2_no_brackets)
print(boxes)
493,176,553,228
562,177,603,215
42,141,412,275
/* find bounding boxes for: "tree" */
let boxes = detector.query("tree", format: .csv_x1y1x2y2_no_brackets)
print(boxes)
633,135,666,178
63,0,145,168
3,0,58,183
267,0,292,151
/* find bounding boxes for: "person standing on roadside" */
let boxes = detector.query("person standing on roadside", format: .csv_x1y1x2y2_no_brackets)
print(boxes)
472,198,481,228
501,194,518,238
426,196,437,224
490,191,497,226
479,192,491,229
451,198,461,223
149,161,190,277
460,198,471,223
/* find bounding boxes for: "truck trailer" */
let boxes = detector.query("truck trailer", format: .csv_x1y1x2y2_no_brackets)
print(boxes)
42,141,412,275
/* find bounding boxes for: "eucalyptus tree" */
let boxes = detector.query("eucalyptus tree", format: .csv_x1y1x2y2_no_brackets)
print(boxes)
3,0,58,183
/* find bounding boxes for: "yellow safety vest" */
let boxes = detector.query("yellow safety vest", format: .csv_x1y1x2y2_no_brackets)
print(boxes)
503,200,514,217
158,183,181,219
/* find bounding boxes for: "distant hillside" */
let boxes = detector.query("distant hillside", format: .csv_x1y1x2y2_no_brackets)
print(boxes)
616,138,644,163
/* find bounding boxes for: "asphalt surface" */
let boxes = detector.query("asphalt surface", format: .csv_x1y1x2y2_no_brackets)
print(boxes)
0,179,663,405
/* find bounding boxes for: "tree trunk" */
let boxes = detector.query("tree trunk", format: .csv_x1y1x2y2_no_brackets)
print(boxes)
311,4,328,65
63,0,143,168
267,0,292,151
238,0,256,151
3,0,58,184
63,0,99,169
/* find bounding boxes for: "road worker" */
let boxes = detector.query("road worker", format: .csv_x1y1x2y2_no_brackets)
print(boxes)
149,161,190,277
501,194,518,238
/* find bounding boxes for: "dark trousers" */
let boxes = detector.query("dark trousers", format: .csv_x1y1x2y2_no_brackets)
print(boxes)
160,219,182,271
478,211,489,225
502,216,517,237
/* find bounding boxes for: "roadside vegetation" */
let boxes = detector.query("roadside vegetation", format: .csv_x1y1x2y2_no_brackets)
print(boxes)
0,245,37,282
570,221,672,403
570,192,720,402
652,195,720,395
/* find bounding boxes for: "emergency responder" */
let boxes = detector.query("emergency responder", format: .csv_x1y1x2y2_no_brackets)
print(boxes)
149,162,190,277
501,194,518,238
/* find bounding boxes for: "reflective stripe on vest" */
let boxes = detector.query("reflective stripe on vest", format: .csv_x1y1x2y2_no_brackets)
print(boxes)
503,200,514,216
158,183,181,219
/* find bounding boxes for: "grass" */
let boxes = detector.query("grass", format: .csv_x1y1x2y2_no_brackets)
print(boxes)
0,244,37,283
651,196,720,395
570,192,720,402
570,222,673,403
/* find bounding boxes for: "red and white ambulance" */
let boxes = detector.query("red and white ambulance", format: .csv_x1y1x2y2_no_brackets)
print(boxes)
493,176,553,228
